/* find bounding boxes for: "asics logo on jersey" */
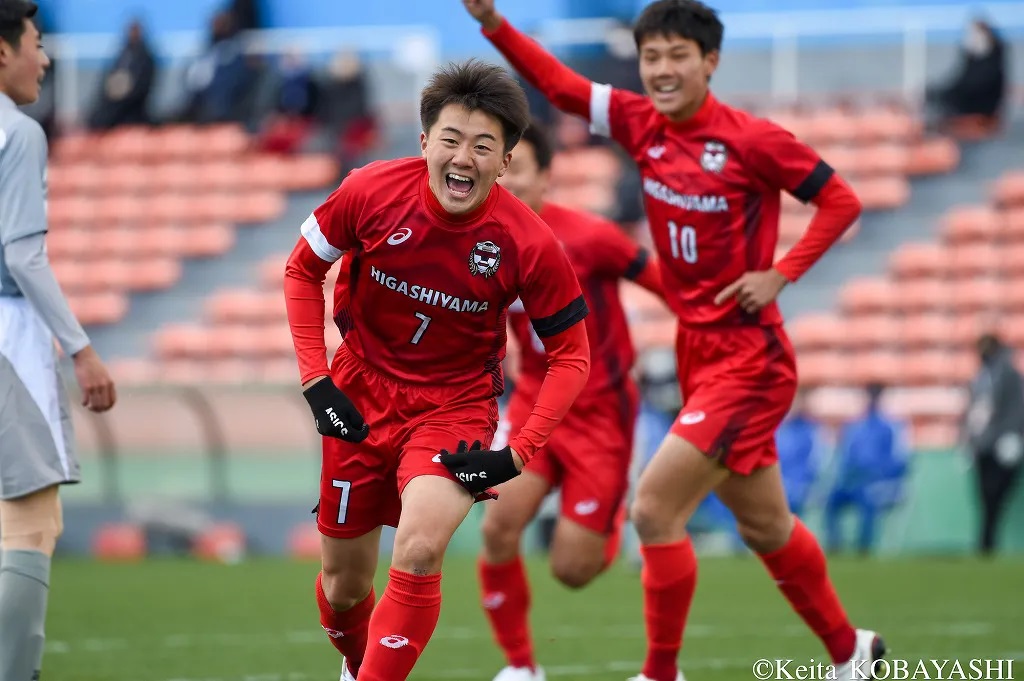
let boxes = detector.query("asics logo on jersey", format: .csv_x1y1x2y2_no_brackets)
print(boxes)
679,411,706,425
387,227,413,245
380,635,410,649
643,178,729,213
324,407,349,435
369,266,491,313
647,145,666,159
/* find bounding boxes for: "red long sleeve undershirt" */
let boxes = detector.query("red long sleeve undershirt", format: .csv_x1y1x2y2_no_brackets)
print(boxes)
284,238,590,462
632,257,665,299
774,174,863,282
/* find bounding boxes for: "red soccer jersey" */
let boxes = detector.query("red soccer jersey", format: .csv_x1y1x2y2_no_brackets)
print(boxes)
509,202,647,397
287,157,587,390
485,20,845,328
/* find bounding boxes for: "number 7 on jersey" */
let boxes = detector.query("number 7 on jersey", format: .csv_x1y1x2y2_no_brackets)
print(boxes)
410,312,432,345
668,221,698,264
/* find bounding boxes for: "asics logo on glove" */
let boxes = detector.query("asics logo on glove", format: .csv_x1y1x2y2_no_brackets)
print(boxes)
438,439,520,495
303,378,370,443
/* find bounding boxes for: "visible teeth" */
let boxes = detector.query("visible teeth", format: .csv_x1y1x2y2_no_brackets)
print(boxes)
657,85,678,93
448,173,472,182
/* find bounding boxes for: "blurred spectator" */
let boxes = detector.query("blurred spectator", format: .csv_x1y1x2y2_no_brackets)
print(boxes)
316,50,378,176
824,383,910,556
961,333,1024,556
255,49,320,154
177,11,258,124
926,17,1007,133
776,388,825,518
87,20,155,130
228,0,262,31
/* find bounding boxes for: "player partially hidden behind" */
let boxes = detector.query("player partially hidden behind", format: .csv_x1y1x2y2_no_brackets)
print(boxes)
284,60,591,681
463,0,885,679
0,3,117,680
480,119,663,681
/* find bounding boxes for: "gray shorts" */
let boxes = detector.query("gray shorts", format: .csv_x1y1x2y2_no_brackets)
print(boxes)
0,297,80,500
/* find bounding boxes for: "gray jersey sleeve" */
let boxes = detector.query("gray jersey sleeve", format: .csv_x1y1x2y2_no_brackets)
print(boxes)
4,233,91,357
0,118,48,246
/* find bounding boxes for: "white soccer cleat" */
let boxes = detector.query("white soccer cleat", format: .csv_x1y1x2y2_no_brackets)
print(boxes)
834,629,887,680
627,673,685,681
339,658,356,681
493,665,546,681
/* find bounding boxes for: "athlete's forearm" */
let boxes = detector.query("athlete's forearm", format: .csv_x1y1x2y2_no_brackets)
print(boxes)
4,234,91,357
284,239,333,384
508,322,590,462
774,175,862,282
483,17,592,119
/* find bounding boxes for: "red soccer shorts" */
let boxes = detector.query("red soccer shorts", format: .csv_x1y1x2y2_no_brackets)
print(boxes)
317,345,499,539
494,380,639,535
670,324,797,475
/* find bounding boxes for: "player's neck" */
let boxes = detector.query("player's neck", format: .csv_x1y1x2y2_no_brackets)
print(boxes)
664,89,714,126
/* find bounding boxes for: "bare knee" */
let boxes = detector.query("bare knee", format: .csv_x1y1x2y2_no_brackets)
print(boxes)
736,512,794,554
550,554,603,590
320,566,374,612
481,510,526,563
0,486,63,556
392,535,446,576
631,493,684,545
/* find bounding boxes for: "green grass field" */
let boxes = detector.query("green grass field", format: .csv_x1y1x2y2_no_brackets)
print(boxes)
45,556,1024,681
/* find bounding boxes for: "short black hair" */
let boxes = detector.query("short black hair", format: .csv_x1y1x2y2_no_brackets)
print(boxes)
0,0,38,50
633,0,724,56
517,118,554,171
420,59,530,154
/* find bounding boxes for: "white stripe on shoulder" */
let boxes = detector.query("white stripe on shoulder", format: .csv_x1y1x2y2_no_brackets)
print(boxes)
300,213,342,263
589,82,613,137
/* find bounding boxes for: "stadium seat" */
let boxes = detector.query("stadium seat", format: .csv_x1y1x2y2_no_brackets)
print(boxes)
893,279,955,314
288,523,322,560
92,523,147,562
838,277,896,316
849,349,904,385
950,243,1002,277
787,313,849,351
179,223,236,259
992,171,1024,207
950,278,1003,313
193,522,246,564
941,205,1000,243
899,313,956,349
904,137,959,176
796,350,850,387
844,314,901,350
889,242,950,280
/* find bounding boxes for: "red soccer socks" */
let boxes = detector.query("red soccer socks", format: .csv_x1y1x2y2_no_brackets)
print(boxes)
640,538,698,681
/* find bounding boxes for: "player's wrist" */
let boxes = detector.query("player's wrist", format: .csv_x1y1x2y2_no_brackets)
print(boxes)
302,375,331,390
480,11,504,33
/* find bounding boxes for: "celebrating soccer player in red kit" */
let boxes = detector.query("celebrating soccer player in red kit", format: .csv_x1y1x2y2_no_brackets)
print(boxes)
479,120,664,681
463,0,886,679
284,60,591,681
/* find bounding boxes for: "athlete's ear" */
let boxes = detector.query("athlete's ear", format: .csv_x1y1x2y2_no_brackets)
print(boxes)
420,131,428,158
703,49,720,80
497,151,512,178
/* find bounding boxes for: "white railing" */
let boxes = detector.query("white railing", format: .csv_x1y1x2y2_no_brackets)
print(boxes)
535,3,1024,102
46,24,442,128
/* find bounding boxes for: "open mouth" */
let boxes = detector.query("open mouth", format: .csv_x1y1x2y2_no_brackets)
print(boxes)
445,172,474,198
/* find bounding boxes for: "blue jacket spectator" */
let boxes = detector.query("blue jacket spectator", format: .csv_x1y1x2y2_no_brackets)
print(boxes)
776,389,825,517
825,383,910,555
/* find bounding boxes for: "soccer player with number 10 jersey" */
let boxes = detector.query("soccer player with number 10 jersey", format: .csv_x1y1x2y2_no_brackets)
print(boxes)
463,0,887,679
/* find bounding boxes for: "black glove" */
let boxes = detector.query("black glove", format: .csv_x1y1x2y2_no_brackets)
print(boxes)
439,440,520,495
303,378,369,443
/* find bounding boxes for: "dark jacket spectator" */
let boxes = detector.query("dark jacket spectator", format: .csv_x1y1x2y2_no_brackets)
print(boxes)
88,20,155,130
929,19,1007,120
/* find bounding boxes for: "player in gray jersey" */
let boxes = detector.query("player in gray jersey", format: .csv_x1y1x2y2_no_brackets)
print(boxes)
0,3,116,679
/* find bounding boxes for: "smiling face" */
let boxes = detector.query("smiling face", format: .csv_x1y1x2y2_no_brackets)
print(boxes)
421,103,512,215
638,32,717,122
0,19,49,106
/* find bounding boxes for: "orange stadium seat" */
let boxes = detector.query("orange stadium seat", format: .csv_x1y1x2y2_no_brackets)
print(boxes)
853,176,909,210
899,313,956,349
205,288,273,325
941,205,1000,243
889,242,950,280
856,108,922,143
92,523,146,562
1004,207,1024,241
129,258,183,292
107,358,160,385
1003,244,1024,275
950,242,1003,277
288,523,321,560
838,277,896,316
1003,277,1024,311
844,314,901,350
904,137,959,176
901,349,974,386
787,313,849,352
950,278,1003,313
51,133,95,164
849,349,903,385
280,154,340,191
852,144,908,177
193,160,248,193
196,124,251,158
991,171,1024,207
1000,314,1024,347
69,292,129,325
152,324,211,360
179,223,236,258
894,278,955,314
797,350,852,387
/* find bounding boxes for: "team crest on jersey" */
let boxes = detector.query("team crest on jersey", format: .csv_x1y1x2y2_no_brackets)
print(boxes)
469,241,502,277
700,140,728,173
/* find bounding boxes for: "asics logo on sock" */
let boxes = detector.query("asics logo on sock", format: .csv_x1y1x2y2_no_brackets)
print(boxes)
322,625,345,639
482,592,506,610
380,634,410,649
457,471,487,483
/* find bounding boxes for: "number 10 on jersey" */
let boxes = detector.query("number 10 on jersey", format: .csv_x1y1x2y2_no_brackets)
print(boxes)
668,221,698,263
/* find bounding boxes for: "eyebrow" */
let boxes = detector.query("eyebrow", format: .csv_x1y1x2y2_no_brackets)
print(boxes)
440,126,498,143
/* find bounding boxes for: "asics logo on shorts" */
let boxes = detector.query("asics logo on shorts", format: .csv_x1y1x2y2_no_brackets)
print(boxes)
431,453,443,463
679,410,706,425
574,500,600,516
380,634,410,649
387,227,413,245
